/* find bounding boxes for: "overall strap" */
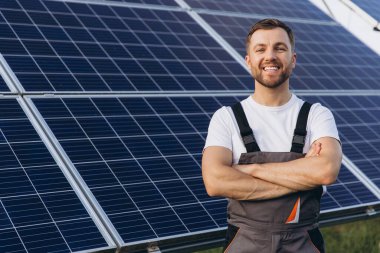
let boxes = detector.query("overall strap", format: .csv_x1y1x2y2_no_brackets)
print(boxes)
231,102,260,152
291,102,312,153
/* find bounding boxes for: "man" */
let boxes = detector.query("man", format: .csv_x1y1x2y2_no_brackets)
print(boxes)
202,19,342,252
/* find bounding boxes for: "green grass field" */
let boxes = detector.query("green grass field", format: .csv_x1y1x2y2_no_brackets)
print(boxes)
194,217,380,253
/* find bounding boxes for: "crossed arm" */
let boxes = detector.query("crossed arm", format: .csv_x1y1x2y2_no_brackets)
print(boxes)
202,137,342,201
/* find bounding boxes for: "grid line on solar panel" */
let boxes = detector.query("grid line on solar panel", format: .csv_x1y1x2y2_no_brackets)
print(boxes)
351,0,380,23
185,0,332,21
0,98,110,252
199,14,380,90
0,0,251,92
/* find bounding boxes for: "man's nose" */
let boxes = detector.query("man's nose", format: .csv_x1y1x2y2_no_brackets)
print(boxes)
264,49,276,60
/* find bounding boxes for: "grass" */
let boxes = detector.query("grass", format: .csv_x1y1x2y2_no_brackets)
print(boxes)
194,217,380,253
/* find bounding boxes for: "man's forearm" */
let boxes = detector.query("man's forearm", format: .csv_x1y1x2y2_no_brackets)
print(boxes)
235,138,342,191
202,146,298,201
203,163,296,200
235,154,338,190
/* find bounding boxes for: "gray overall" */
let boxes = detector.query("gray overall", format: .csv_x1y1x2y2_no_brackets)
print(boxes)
223,102,325,253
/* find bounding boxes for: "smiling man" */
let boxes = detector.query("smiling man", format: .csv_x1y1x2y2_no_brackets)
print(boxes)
202,19,342,252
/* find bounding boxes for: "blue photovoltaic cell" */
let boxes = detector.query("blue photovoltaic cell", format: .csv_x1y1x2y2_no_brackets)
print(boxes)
0,75,10,92
0,99,109,252
351,0,380,23
200,14,380,90
0,0,250,92
304,95,380,191
187,0,331,21
31,95,379,245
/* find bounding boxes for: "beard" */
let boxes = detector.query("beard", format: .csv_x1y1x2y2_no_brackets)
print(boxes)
252,61,293,89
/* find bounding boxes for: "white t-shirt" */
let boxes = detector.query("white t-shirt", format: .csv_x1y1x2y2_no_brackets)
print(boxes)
204,94,340,164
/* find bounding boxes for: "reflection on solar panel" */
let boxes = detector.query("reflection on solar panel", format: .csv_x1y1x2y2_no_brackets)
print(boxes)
0,98,111,253
104,0,178,6
186,0,331,21
200,14,380,90
30,95,380,248
351,0,380,22
0,0,250,92
0,74,10,91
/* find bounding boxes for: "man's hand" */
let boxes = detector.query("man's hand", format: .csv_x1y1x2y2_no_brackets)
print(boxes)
305,142,322,158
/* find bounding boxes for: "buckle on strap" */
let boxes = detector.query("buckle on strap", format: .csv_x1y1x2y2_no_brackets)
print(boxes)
242,134,255,145
292,134,306,145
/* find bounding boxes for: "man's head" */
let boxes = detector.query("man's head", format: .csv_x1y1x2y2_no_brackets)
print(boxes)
246,18,295,53
245,18,296,89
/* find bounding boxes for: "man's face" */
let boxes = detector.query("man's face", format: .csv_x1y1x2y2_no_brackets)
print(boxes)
245,27,296,89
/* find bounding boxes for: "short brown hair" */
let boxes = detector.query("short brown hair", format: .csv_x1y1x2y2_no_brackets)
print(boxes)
246,18,295,53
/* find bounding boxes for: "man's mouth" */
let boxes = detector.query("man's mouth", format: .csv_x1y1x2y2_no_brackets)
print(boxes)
263,66,280,71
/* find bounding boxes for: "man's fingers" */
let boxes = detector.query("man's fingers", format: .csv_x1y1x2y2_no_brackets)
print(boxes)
306,142,322,157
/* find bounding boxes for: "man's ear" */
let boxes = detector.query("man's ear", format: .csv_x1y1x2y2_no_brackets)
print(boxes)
245,55,250,66
292,52,297,68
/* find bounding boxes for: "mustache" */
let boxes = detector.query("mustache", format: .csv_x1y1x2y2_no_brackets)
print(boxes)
261,60,282,68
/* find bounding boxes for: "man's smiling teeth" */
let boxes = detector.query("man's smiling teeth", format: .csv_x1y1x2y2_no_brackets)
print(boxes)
264,66,279,71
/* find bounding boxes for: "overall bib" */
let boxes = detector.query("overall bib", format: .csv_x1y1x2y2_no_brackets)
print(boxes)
223,102,325,253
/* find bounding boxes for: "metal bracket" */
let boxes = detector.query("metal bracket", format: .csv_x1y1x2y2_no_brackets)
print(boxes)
366,206,377,216
147,243,161,253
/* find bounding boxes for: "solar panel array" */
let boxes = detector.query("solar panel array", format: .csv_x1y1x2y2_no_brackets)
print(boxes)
351,0,380,23
0,0,380,252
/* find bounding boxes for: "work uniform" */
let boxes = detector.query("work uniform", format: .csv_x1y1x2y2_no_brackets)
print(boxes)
204,95,339,253
223,102,324,253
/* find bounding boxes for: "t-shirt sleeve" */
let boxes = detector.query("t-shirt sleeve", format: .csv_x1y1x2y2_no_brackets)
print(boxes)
308,103,340,144
203,106,233,151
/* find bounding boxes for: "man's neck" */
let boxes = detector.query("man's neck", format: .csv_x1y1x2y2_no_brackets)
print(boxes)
252,83,292,107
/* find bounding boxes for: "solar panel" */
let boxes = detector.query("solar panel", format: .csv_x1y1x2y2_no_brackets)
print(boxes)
199,14,380,90
351,0,380,23
29,95,380,249
186,0,332,21
0,98,113,253
0,0,251,92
